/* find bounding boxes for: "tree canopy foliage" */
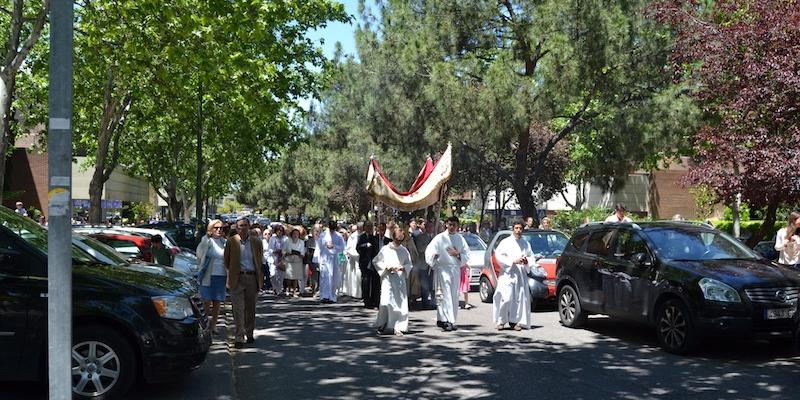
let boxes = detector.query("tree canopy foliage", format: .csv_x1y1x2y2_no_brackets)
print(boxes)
251,0,696,222
651,0,800,244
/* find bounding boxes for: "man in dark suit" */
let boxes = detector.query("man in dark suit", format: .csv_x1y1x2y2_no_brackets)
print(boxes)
357,221,381,308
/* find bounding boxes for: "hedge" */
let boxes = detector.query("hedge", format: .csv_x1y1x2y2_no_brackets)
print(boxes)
711,220,783,242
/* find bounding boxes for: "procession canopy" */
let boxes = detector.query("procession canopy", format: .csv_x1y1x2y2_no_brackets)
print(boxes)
366,143,452,212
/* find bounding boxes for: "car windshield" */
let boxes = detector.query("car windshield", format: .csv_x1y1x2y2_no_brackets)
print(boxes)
463,234,486,251
524,231,569,257
644,227,759,261
0,208,94,264
74,234,129,266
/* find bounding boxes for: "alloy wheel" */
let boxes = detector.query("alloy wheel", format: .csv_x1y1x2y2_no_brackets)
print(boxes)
559,289,576,324
659,305,687,350
71,340,121,397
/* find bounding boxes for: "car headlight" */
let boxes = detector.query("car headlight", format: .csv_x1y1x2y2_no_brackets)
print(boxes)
698,278,741,303
152,296,194,319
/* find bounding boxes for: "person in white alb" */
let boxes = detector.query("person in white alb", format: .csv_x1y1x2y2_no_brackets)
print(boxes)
318,221,346,304
605,203,632,223
267,225,286,296
342,224,362,298
373,225,413,336
492,221,533,331
424,216,469,332
775,212,800,267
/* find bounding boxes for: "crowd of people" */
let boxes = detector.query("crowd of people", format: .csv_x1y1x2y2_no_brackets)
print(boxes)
192,214,543,346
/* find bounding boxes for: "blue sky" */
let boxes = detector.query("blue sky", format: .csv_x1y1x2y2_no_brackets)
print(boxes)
306,0,362,59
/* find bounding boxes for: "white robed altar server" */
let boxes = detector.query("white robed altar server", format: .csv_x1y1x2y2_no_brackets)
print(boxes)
492,222,533,330
342,224,362,298
373,226,413,335
318,221,346,303
424,216,469,331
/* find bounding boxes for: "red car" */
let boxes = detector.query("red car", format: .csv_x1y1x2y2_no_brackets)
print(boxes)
88,232,153,262
479,228,569,304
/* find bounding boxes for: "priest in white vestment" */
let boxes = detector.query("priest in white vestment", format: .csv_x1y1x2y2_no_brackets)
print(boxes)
373,226,413,335
318,221,346,303
492,221,533,330
424,216,469,331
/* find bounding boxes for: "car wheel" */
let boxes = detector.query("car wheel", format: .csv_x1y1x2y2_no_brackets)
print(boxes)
558,285,587,328
72,325,136,400
656,299,697,355
479,276,493,303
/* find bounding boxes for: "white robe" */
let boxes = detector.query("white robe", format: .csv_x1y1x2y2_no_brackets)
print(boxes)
373,243,412,333
318,229,346,302
492,235,533,328
342,232,362,297
424,231,469,324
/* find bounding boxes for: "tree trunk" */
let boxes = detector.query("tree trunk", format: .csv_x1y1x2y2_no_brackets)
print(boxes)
747,199,778,248
0,75,14,205
195,82,203,223
513,178,538,226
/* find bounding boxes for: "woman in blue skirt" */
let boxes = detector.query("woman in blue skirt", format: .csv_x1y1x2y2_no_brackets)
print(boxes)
197,219,228,334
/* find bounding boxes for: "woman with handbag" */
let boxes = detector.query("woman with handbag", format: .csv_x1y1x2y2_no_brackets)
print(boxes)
196,219,227,334
283,228,306,297
492,221,533,331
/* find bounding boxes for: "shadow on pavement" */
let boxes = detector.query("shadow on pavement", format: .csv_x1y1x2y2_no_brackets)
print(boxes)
229,295,800,400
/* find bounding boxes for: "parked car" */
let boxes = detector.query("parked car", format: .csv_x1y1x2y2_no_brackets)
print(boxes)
556,221,800,354
479,229,569,303
753,239,779,262
88,232,153,262
137,222,199,250
0,207,210,399
75,226,199,275
461,233,487,290
74,233,195,287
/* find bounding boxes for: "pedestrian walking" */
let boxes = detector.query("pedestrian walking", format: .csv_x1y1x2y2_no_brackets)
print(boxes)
307,224,321,294
605,203,632,223
196,219,227,334
357,221,381,308
318,220,346,304
425,216,469,332
412,219,435,309
268,225,286,296
224,217,264,348
492,221,533,331
342,223,362,298
373,225,412,336
283,228,306,297
775,211,800,267
14,201,28,217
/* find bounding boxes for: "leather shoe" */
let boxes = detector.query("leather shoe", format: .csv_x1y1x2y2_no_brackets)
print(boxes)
443,323,453,332
234,342,245,349
436,321,445,328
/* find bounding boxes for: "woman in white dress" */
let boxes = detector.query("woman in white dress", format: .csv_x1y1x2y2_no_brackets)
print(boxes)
373,226,413,336
282,228,306,297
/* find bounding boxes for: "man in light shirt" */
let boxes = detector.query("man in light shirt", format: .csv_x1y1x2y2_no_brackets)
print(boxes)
605,203,632,223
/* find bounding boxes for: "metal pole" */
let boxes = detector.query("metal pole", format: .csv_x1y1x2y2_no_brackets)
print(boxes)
48,0,73,398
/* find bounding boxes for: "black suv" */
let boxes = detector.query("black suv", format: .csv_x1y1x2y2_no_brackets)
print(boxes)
556,221,800,354
0,207,211,399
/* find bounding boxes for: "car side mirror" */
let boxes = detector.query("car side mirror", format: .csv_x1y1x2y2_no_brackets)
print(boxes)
631,252,652,267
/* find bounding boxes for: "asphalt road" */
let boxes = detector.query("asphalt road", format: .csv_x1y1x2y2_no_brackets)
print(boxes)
7,292,800,399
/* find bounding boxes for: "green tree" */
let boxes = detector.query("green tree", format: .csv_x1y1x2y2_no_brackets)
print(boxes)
0,0,49,205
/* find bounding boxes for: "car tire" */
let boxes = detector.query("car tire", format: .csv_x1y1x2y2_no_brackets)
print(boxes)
558,284,587,328
479,276,494,303
656,299,697,355
72,325,136,400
